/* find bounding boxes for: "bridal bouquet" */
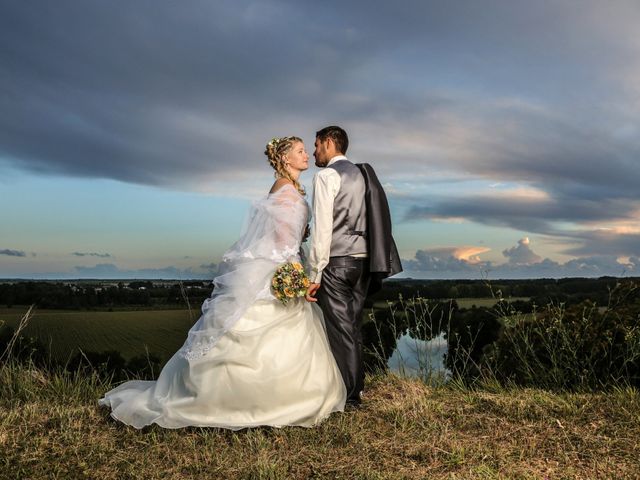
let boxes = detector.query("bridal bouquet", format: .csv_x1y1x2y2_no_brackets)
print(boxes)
271,262,310,305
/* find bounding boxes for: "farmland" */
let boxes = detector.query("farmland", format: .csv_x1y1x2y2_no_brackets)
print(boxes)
0,307,195,363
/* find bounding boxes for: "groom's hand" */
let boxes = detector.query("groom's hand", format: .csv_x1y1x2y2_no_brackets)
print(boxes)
305,283,320,302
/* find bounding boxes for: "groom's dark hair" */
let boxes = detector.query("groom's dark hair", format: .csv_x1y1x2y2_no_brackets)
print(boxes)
316,126,348,154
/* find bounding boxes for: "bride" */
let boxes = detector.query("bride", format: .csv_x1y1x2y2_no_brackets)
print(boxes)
99,136,346,429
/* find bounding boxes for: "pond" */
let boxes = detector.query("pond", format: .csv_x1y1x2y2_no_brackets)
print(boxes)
387,332,451,383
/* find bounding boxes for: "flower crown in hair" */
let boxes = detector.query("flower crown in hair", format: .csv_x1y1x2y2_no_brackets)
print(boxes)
268,137,280,149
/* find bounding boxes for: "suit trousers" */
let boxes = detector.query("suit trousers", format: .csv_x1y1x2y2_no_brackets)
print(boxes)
317,256,370,404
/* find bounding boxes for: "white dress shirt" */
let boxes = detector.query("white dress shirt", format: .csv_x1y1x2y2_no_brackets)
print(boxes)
308,156,344,283
309,155,369,284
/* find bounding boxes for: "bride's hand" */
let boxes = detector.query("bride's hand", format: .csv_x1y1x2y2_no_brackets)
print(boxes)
305,283,320,302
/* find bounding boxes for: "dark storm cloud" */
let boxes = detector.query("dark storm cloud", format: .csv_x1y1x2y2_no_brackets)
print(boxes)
0,0,388,189
0,249,27,257
406,194,637,236
2,1,639,188
452,108,640,202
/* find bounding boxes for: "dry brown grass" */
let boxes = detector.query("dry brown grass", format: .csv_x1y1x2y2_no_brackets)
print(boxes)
2,370,639,479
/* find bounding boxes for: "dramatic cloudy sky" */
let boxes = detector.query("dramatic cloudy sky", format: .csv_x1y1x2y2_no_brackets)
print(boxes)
1,0,639,279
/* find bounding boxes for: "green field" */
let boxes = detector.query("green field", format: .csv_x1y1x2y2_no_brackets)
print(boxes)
455,296,529,308
0,307,195,363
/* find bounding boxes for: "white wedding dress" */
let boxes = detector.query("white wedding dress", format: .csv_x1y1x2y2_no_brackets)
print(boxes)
99,184,346,429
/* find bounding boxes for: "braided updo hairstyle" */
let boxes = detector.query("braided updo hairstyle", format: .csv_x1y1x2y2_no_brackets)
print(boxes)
264,136,305,195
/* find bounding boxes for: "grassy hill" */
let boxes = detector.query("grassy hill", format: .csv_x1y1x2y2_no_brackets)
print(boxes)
1,365,639,479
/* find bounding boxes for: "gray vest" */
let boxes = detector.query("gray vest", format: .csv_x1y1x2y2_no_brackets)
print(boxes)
327,160,368,257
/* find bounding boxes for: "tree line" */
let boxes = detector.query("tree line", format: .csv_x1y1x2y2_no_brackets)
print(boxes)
0,281,212,309
367,276,637,307
1,276,637,310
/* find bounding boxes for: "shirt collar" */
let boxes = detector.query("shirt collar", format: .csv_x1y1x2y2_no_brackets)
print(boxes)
327,155,348,167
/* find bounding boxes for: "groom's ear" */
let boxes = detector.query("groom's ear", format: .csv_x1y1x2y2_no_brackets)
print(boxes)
325,136,335,152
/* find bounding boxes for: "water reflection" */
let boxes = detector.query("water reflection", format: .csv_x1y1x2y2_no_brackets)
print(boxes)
362,298,456,383
388,332,451,382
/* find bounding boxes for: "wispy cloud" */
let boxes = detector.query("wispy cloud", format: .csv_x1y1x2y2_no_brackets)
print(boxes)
0,249,27,257
71,252,112,258
72,263,214,280
199,262,218,273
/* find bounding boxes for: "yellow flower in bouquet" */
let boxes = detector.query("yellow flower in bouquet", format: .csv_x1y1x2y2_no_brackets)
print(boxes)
271,262,310,305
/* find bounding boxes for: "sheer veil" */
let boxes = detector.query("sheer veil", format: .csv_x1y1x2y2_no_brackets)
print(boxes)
179,184,309,360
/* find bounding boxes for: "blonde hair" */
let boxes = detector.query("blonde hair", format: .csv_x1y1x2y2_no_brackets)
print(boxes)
264,136,305,196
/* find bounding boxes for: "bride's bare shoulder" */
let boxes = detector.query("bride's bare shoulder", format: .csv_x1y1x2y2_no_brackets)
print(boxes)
269,178,295,195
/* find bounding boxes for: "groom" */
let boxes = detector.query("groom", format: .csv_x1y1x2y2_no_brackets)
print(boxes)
306,125,401,406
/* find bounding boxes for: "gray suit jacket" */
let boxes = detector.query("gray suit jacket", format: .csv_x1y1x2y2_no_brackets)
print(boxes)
356,163,402,294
